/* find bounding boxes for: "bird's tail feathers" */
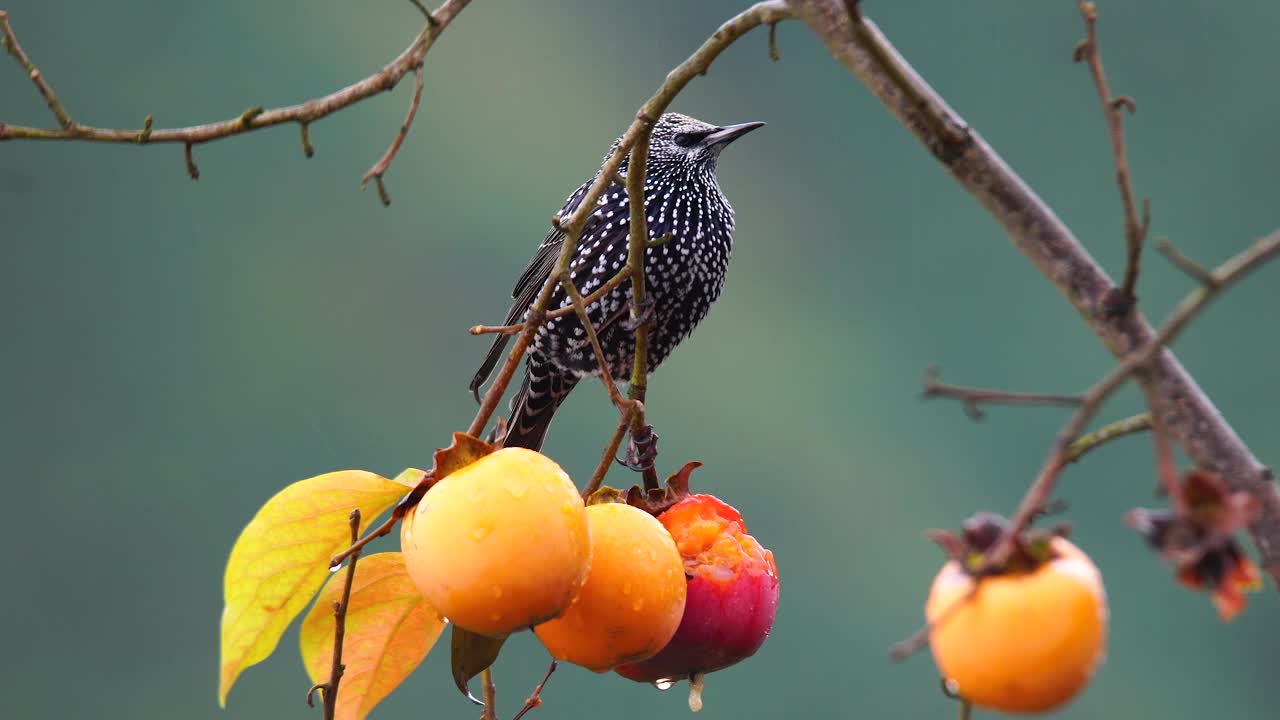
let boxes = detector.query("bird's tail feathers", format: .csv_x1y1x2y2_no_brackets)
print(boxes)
499,364,576,451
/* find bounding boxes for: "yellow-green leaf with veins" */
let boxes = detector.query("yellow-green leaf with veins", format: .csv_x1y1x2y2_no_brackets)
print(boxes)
300,552,444,720
220,470,408,706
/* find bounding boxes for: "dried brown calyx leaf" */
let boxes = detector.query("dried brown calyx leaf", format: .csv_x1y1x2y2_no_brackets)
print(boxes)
590,460,704,515
1127,470,1262,621
927,512,1071,576
392,432,497,520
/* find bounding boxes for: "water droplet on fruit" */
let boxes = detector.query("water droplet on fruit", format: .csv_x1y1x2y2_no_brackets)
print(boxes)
507,482,528,498
329,563,344,574
688,672,705,712
489,612,503,622
622,582,632,595
471,524,492,541
632,597,645,611
653,678,677,691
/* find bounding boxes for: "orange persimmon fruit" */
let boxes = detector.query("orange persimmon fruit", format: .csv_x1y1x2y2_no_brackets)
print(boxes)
534,502,686,671
400,447,590,638
925,536,1107,714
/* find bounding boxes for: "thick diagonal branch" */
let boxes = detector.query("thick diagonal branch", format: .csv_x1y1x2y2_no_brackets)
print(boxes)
787,0,1280,585
991,231,1280,565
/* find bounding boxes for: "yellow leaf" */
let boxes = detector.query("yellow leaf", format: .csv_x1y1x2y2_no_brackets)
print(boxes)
220,470,408,706
300,553,445,720
390,467,428,488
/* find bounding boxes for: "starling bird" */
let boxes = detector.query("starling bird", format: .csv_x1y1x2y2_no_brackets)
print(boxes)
470,112,764,450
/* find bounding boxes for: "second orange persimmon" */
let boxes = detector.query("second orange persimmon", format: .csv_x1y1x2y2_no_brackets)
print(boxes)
534,502,687,671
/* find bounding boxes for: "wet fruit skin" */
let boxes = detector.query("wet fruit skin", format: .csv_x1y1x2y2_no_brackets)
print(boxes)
534,503,687,671
399,447,590,638
616,494,779,683
926,537,1107,714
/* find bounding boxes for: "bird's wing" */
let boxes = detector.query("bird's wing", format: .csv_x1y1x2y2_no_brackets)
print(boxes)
470,180,598,399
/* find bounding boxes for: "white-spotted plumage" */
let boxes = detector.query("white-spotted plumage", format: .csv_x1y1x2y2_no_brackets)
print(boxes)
471,112,763,450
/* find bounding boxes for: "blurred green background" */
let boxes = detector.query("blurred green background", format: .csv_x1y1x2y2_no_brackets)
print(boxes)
3,1,1278,718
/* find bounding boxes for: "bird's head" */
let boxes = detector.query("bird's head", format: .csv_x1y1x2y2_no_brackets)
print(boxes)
648,112,765,174
607,113,764,179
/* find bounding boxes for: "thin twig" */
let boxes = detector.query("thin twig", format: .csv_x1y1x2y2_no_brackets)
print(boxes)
329,513,397,568
1063,413,1151,464
989,230,1280,566
306,510,362,720
1075,0,1146,311
1156,238,1218,287
465,1,793,440
480,668,497,720
510,660,557,720
407,0,437,23
0,1,470,196
0,11,73,129
888,585,975,662
581,402,640,500
922,366,1082,420
623,113,658,489
362,63,425,206
560,277,630,409
300,122,315,158
1143,386,1188,514
469,264,634,337
184,143,199,180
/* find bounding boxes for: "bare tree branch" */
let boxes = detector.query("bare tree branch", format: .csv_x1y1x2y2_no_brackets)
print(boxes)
1074,0,1147,313
1064,413,1151,464
0,1,470,196
510,661,557,720
1156,238,1219,288
362,64,426,207
0,11,72,129
468,264,634,337
305,510,362,720
480,667,496,720
559,277,630,410
787,0,1280,586
922,367,1082,421
991,231,1280,566
581,401,642,500
621,110,658,489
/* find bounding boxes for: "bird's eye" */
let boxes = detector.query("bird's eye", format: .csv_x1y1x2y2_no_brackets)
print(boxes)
673,132,696,148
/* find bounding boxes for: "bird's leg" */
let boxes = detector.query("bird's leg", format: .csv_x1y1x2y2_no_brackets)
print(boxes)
617,423,659,475
622,294,656,332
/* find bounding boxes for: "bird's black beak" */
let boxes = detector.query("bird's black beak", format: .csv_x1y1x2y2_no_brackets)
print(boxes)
703,121,765,147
